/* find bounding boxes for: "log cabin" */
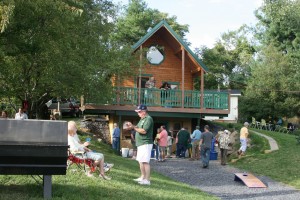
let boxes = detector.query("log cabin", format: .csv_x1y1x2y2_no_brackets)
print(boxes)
83,20,231,149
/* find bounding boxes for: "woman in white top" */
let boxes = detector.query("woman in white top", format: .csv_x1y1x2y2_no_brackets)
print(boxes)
15,108,28,120
68,121,111,180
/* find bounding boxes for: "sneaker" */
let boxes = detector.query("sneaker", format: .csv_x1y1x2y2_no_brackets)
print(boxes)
133,177,143,182
138,179,151,185
106,163,114,168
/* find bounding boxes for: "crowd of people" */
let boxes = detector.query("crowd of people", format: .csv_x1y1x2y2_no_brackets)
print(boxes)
1,103,251,186
0,107,28,120
123,105,240,172
122,105,252,184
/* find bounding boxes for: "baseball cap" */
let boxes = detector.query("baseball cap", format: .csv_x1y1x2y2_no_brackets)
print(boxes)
135,104,147,112
224,130,229,134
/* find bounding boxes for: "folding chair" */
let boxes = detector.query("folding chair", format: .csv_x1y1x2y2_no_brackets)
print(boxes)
260,119,268,130
67,150,96,173
251,117,260,129
251,117,256,128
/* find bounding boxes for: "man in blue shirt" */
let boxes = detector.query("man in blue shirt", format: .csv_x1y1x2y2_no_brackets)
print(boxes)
112,123,120,151
189,126,201,161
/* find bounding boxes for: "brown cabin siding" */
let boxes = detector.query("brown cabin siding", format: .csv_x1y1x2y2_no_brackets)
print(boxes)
120,34,197,90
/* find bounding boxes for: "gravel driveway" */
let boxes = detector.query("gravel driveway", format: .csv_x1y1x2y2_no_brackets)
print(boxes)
151,158,300,200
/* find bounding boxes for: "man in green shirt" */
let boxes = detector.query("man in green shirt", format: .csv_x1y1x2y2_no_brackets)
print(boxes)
128,104,153,185
176,128,190,158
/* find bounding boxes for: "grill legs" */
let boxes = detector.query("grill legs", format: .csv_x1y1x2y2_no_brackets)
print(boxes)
43,175,52,199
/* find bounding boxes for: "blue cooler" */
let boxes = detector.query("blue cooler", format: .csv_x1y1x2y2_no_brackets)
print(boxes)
210,138,218,160
211,138,216,151
210,151,218,160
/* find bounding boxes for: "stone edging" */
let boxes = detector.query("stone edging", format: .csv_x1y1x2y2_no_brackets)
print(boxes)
250,130,279,153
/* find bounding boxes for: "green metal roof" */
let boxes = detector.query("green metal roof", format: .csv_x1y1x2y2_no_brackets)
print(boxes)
132,20,209,72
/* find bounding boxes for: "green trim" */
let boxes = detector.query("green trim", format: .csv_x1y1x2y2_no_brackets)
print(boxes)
116,110,203,118
132,20,165,50
132,20,209,72
162,81,179,85
84,109,228,119
141,74,153,77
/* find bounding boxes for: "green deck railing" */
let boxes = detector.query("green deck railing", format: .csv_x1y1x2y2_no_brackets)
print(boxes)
112,87,229,109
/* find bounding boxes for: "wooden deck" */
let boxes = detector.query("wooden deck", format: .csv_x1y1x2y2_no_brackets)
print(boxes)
83,104,230,118
82,87,230,117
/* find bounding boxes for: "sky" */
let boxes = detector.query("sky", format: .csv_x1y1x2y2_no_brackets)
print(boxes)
113,0,263,49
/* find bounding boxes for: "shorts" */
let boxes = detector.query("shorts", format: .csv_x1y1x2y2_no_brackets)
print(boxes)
136,144,153,163
86,152,104,161
159,146,166,152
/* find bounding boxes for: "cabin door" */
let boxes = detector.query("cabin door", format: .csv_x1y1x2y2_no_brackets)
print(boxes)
136,76,149,89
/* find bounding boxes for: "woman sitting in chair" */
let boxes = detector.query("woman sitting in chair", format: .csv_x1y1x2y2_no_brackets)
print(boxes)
68,121,111,180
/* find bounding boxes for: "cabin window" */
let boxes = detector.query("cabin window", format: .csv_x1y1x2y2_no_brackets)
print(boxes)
146,46,164,65
162,81,180,90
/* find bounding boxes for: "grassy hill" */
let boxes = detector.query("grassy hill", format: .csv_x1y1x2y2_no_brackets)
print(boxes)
231,128,300,189
0,122,216,200
1,119,299,199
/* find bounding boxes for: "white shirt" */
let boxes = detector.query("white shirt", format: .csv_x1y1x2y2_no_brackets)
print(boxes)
68,135,84,152
15,113,28,120
167,136,173,146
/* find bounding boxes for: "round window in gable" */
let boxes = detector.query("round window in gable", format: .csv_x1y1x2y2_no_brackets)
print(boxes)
146,46,164,65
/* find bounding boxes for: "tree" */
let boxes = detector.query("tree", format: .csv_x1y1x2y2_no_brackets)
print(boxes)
0,0,15,33
195,26,255,90
244,44,300,119
241,0,300,119
112,0,190,46
255,0,300,51
0,0,134,118
231,0,300,121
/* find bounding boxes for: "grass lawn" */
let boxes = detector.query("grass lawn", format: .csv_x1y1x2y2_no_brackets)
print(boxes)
0,120,217,200
230,128,300,189
2,119,299,199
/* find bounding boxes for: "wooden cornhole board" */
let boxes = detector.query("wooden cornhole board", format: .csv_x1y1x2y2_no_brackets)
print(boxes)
234,173,267,188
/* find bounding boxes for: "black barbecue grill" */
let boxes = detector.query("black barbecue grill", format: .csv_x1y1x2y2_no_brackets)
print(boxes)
0,119,68,199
